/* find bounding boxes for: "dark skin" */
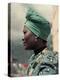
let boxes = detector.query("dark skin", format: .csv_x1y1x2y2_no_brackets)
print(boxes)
22,26,47,55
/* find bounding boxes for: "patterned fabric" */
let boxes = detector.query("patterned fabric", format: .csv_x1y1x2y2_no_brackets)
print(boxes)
27,48,58,76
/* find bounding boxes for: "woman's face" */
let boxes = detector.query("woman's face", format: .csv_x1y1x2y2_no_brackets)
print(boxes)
22,26,36,50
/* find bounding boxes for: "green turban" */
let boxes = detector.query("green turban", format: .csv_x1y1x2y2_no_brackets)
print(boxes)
25,8,51,41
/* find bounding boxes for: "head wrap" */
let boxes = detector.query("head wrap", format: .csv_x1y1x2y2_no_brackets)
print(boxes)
25,8,51,41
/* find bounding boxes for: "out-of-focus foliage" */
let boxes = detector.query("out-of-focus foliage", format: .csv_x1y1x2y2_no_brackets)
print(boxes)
11,63,28,77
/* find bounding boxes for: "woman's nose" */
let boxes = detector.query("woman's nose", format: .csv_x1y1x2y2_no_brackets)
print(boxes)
22,38,24,41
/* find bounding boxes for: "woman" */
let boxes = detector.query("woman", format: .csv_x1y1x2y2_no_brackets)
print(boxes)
22,8,58,76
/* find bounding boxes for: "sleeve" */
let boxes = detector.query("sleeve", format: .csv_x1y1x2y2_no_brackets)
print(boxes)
38,63,58,75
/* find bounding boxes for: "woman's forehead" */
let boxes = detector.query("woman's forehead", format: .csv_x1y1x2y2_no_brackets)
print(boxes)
23,25,34,35
23,25,29,31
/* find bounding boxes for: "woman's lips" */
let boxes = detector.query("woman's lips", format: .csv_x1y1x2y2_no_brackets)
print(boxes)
22,39,27,47
23,42,27,46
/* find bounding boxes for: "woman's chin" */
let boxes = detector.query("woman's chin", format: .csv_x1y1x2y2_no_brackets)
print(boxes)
24,45,30,50
24,45,28,50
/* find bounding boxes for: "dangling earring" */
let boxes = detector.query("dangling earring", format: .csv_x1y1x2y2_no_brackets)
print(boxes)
35,36,38,42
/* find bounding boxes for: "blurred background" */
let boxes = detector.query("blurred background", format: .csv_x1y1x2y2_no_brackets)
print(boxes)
8,3,58,77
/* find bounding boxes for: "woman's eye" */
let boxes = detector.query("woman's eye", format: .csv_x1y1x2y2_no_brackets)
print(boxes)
24,31,26,34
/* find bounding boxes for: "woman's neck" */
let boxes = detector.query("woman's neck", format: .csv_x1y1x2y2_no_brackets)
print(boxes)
34,46,46,55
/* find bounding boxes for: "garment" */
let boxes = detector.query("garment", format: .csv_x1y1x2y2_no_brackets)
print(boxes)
27,48,58,76
25,8,51,41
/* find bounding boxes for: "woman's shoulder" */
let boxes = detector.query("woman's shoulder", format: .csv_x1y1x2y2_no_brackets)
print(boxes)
42,49,58,64
37,49,58,75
